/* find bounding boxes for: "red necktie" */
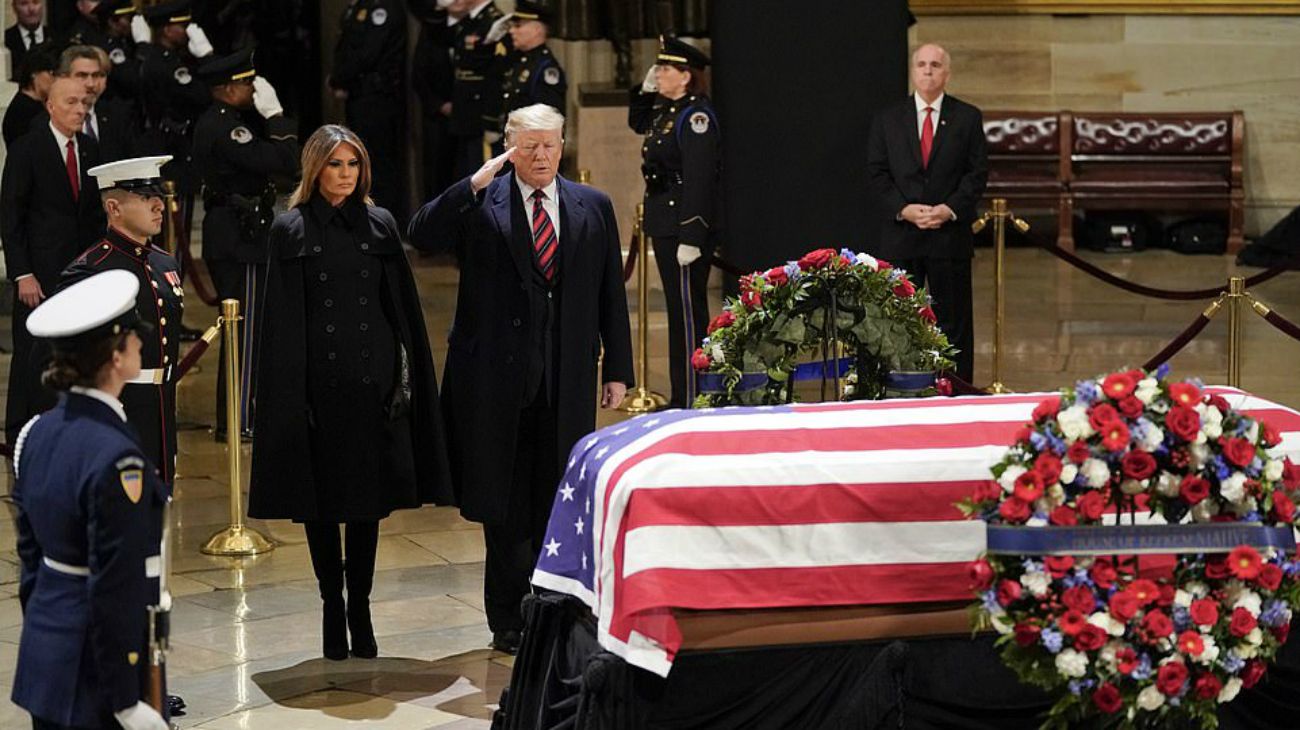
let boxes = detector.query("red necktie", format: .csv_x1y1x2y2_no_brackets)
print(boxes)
920,107,934,168
531,189,558,281
65,139,79,201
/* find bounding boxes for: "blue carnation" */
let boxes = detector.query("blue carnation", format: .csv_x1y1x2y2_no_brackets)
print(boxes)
1156,363,1172,379
1173,605,1192,632
1022,558,1044,573
1243,510,1262,523
1075,380,1101,406
1283,560,1300,577
1030,432,1049,451
1041,628,1063,654
1044,430,1067,454
1260,600,1288,627
1213,456,1231,481
1132,654,1153,680
1222,652,1245,673
980,590,1001,613
840,247,857,261
784,262,801,280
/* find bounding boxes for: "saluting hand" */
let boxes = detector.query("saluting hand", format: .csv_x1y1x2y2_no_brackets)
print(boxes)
130,14,151,44
485,13,514,44
471,146,516,193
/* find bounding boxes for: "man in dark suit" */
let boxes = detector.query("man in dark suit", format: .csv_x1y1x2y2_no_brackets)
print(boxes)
28,45,138,162
867,43,987,382
409,103,634,654
3,41,57,147
1,75,107,445
4,0,46,81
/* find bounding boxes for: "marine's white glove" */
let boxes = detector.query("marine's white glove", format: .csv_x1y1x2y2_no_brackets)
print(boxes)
677,244,702,266
185,23,213,58
640,66,657,93
114,701,168,730
131,15,151,44
485,13,513,43
252,77,284,119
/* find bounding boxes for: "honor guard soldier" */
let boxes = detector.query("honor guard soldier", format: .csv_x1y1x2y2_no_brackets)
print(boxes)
11,271,170,730
498,1,566,128
329,0,408,223
62,156,183,485
449,0,509,178
628,36,722,408
65,0,109,47
98,0,146,108
192,48,299,438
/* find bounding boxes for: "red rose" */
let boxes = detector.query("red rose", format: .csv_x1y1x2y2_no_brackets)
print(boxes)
1033,397,1061,424
1074,623,1107,651
1273,493,1295,523
1229,545,1263,580
892,278,916,298
764,266,789,286
797,247,836,270
1092,682,1122,714
1141,610,1174,641
1206,393,1231,412
1102,372,1137,400
996,578,1022,607
1157,584,1177,607
1258,563,1283,591
1189,598,1220,627
690,348,712,371
1205,556,1231,580
973,480,1002,503
1273,621,1291,644
998,498,1031,524
918,306,937,324
1090,558,1118,589
936,378,953,396
876,259,893,271
1049,505,1078,526
1117,647,1139,674
1284,458,1300,490
1109,590,1141,621
1014,426,1033,444
1013,470,1045,503
1045,555,1075,578
1179,476,1211,505
1060,610,1087,636
1067,440,1091,465
1194,673,1223,700
740,289,763,311
1242,660,1267,688
1014,623,1041,647
1129,579,1160,606
1035,453,1064,484
1122,450,1157,481
1077,490,1108,522
1222,437,1257,469
1169,382,1202,407
706,310,736,334
1101,421,1131,452
1062,585,1097,614
1262,421,1282,448
1178,630,1205,657
1088,403,1122,432
1118,395,1145,419
1165,406,1202,443
968,559,995,591
1229,607,1258,638
1157,662,1189,696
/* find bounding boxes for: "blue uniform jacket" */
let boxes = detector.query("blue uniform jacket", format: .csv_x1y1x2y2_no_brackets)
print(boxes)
11,391,167,726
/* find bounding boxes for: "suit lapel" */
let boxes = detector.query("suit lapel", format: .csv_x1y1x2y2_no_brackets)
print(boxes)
77,132,94,201
905,97,923,170
44,129,78,203
928,97,953,166
557,176,585,281
490,175,534,284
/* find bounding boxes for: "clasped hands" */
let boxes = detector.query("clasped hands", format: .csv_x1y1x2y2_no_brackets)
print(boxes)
900,203,955,230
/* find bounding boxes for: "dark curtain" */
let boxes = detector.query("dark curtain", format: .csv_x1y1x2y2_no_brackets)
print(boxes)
552,0,711,40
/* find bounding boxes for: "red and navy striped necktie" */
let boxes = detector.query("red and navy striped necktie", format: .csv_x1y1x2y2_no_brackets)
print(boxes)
531,188,558,281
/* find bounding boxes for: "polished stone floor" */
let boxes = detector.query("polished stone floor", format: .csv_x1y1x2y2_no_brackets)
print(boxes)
2,240,1300,728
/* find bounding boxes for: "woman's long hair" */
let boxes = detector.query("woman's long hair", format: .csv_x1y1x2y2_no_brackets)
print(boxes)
287,124,376,209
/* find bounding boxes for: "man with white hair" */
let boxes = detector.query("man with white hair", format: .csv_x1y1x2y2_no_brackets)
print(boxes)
409,103,634,654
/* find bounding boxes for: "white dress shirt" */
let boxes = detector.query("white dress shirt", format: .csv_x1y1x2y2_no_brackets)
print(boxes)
20,24,45,49
915,92,945,139
515,175,561,240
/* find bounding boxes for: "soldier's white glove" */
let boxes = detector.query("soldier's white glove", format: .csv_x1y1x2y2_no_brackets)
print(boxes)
114,701,168,730
185,23,214,58
252,77,284,119
677,244,702,266
484,130,502,145
640,66,658,93
485,13,513,43
131,15,151,43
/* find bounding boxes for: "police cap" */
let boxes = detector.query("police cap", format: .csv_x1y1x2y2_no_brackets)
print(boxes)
656,35,710,69
197,47,255,85
96,0,137,21
142,0,191,27
512,1,555,24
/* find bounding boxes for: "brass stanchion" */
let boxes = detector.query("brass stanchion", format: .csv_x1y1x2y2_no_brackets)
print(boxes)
621,203,668,414
201,299,273,556
973,198,1029,395
577,169,592,184
161,180,177,255
1226,275,1245,388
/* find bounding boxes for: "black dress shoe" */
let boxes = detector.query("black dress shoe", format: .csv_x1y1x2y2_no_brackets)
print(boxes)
491,629,521,655
323,598,349,660
168,694,187,717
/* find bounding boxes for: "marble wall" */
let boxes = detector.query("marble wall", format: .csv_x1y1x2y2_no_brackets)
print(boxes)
909,13,1300,236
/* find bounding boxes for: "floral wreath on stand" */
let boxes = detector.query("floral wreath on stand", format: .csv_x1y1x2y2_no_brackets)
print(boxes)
959,366,1300,729
691,247,956,408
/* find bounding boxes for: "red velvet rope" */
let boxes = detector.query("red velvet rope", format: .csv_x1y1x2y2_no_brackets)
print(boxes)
623,230,640,283
1141,313,1214,371
1260,309,1300,344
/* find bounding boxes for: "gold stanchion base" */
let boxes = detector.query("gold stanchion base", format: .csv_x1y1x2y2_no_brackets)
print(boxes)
621,388,668,414
200,526,274,557
986,381,1012,395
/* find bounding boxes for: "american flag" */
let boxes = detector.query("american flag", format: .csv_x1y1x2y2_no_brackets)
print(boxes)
531,389,1300,677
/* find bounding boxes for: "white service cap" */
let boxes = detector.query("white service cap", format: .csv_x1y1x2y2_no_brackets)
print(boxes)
87,155,174,192
27,270,146,346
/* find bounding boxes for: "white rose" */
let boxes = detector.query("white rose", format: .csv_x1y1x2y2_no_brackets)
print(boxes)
1265,458,1284,482
1190,442,1210,468
1246,627,1264,646
998,465,1027,493
1204,419,1223,440
1082,459,1111,489
1054,649,1088,679
1191,500,1221,522
1246,421,1260,444
1154,472,1181,498
1151,400,1170,414
1220,473,1248,503
1021,571,1051,598
1047,483,1066,507
1197,635,1220,665
855,252,879,271
1218,677,1243,703
1141,425,1164,452
1057,405,1094,441
1135,378,1159,405
1237,643,1259,659
1120,478,1146,495
1088,611,1126,637
1186,581,1209,598
1174,590,1193,608
710,343,725,364
1061,464,1079,485
1137,685,1165,711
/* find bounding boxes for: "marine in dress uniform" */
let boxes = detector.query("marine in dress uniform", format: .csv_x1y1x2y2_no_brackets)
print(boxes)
192,48,299,438
497,1,566,130
62,157,183,485
628,36,722,408
449,0,508,178
11,271,170,730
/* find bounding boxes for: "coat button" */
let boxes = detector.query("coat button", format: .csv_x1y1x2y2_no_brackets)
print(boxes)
324,298,333,307
326,324,335,333
160,317,167,325
362,376,372,385
519,283,527,290
361,349,370,358
361,243,370,251
319,272,328,281
360,270,370,278
359,296,368,305
506,355,515,364
163,355,169,364
512,318,521,326
313,246,322,253
157,298,163,306
161,337,168,345
359,323,369,332
328,351,336,360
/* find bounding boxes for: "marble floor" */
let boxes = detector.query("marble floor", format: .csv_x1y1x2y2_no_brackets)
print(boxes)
2,239,1300,728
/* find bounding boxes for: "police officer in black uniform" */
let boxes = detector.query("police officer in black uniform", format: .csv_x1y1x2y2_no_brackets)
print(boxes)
449,0,508,178
629,36,722,409
329,0,407,224
62,156,183,485
410,0,458,200
498,1,566,129
98,0,145,109
11,271,170,730
192,48,300,438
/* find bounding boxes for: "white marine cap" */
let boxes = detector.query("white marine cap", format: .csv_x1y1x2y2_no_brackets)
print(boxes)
87,155,173,192
27,270,148,347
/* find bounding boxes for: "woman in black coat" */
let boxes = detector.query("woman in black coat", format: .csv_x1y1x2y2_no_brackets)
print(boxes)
248,124,452,660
